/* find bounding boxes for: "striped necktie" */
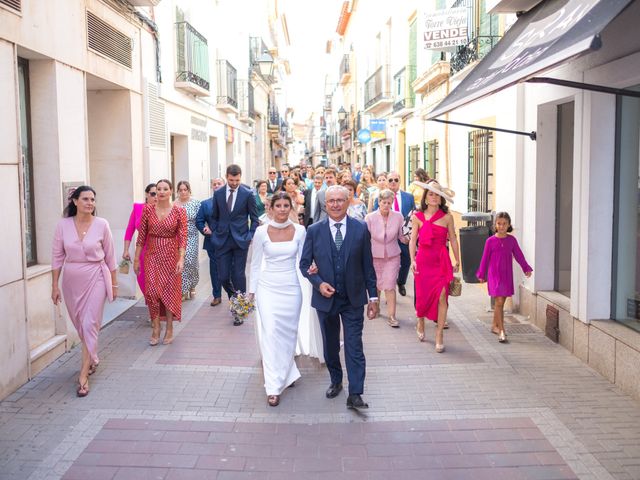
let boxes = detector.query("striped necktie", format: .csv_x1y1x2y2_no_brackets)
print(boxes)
334,223,343,251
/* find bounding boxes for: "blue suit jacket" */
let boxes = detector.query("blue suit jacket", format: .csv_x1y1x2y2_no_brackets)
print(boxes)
299,216,377,312
209,185,258,250
195,198,214,251
374,190,415,219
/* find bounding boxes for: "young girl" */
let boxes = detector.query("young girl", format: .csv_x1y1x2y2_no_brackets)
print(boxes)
476,212,532,343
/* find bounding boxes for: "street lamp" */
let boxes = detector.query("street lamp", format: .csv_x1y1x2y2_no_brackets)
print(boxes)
257,51,274,77
337,106,347,122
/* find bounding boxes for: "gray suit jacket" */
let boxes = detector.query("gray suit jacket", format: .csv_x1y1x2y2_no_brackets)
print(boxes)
313,189,328,223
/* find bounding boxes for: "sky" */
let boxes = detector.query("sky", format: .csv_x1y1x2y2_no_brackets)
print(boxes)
280,0,345,122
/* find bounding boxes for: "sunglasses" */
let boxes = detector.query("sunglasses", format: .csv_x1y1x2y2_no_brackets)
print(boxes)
388,178,400,183
148,191,157,196
269,171,277,174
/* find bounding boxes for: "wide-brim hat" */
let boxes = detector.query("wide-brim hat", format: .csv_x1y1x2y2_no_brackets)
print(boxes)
414,180,455,204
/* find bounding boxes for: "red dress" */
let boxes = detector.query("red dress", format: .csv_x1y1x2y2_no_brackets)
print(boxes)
414,210,453,322
137,204,187,320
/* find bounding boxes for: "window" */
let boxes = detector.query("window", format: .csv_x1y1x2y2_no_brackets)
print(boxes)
467,129,494,212
612,86,640,332
18,58,37,266
408,144,420,179
424,140,439,180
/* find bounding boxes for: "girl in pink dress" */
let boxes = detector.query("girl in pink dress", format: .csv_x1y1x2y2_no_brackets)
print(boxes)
409,182,460,353
122,183,157,294
477,212,532,343
51,186,117,397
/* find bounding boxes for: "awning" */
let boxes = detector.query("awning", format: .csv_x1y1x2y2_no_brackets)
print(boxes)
427,0,635,119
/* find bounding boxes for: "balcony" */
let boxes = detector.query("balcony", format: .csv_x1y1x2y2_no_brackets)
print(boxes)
364,65,392,113
216,60,238,112
175,21,210,96
237,80,255,122
392,65,417,116
268,106,280,131
339,54,351,85
450,36,501,76
413,61,451,95
323,94,332,112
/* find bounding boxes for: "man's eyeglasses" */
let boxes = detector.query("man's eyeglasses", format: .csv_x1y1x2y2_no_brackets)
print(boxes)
281,170,289,174
388,178,400,183
326,198,346,205
148,192,157,196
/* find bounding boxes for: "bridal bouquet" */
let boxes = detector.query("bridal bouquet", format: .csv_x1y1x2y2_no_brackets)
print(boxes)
229,292,256,323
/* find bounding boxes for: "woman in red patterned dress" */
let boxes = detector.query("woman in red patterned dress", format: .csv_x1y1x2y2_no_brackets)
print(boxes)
134,179,187,346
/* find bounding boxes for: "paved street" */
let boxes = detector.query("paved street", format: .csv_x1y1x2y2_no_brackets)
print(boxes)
1,268,640,480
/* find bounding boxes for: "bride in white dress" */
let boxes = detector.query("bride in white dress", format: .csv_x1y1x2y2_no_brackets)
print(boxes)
249,193,309,406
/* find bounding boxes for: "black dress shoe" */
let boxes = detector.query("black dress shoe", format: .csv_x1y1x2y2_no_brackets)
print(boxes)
325,383,343,399
346,394,369,410
398,284,407,296
233,317,244,326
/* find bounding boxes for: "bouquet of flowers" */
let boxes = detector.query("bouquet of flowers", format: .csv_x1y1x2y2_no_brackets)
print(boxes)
118,258,131,274
229,292,256,325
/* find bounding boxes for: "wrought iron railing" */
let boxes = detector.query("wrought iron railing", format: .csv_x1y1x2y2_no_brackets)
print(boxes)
392,65,417,112
237,80,255,119
268,106,280,129
364,65,391,110
175,21,210,92
217,60,238,107
450,35,501,76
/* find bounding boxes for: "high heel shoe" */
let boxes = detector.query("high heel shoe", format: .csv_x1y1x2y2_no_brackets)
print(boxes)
498,330,507,343
149,323,160,346
162,332,174,345
415,319,425,342
435,344,445,353
88,362,99,376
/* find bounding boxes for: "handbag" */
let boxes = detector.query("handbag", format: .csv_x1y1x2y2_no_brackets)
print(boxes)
118,259,130,275
449,276,462,297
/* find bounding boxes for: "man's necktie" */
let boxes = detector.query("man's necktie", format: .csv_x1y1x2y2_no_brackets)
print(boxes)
335,223,343,251
393,194,400,211
227,189,235,211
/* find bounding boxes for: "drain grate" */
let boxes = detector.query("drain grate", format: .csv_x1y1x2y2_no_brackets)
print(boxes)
505,324,540,335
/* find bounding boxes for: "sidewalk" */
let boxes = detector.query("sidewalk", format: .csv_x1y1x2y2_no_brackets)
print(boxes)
1,268,639,480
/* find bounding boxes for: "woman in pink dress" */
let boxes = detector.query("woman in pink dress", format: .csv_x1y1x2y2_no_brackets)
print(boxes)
409,182,460,353
51,186,117,397
477,212,532,343
122,183,157,294
134,179,187,346
365,189,407,328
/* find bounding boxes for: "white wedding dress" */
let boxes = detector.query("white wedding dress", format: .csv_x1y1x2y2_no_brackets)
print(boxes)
249,223,324,396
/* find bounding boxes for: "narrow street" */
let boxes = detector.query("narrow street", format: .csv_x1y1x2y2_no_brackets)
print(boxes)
1,265,639,480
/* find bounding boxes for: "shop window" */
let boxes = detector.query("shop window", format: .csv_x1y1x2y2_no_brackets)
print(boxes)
612,87,640,332
18,58,37,266
467,129,494,213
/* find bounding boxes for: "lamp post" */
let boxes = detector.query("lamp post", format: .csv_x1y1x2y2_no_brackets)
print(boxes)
257,51,274,78
338,106,347,122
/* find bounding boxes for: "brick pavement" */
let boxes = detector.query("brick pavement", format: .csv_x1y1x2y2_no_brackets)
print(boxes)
0,263,639,479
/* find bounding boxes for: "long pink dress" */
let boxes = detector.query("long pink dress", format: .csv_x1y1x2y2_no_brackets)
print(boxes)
52,217,117,364
414,210,453,322
124,203,146,293
476,235,532,297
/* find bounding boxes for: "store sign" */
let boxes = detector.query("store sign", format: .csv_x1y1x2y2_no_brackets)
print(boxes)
423,7,468,51
357,129,371,144
369,119,387,140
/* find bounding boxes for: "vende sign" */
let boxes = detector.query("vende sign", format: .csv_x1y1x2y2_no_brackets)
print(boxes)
423,7,468,51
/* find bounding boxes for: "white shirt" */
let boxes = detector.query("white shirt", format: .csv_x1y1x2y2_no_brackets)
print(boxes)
226,185,237,211
328,216,347,242
310,187,320,219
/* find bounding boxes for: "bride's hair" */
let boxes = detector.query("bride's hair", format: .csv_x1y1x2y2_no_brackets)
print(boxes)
269,191,293,209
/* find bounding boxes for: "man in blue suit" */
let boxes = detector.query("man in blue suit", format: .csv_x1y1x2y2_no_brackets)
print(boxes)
196,178,225,306
374,171,415,297
209,164,259,324
300,185,379,410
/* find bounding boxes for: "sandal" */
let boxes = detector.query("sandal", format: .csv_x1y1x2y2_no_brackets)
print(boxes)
163,330,174,345
150,322,160,346
77,379,89,397
88,363,99,376
415,319,425,342
498,330,507,343
267,395,280,407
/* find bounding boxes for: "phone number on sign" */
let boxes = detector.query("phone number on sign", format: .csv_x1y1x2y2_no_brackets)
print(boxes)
425,39,463,49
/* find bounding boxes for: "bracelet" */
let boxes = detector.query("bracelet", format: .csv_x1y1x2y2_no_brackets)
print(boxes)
112,285,119,288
